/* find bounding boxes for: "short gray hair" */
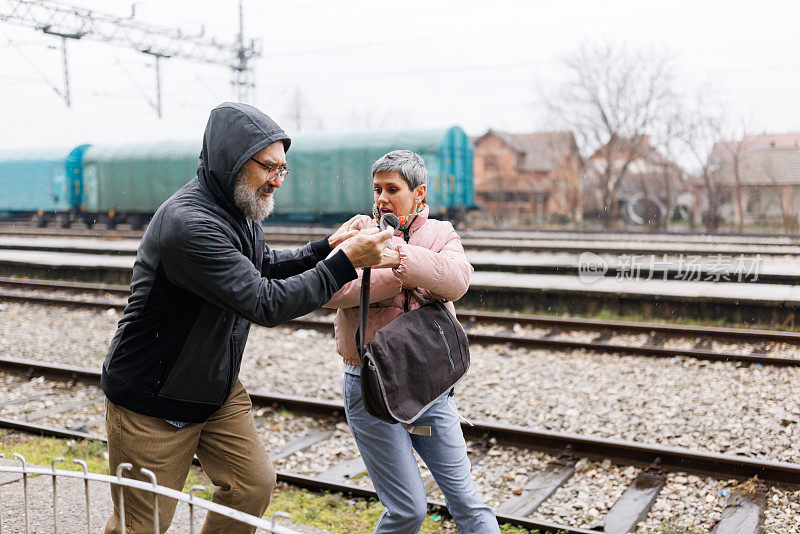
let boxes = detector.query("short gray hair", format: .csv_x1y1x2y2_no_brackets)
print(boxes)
371,150,428,189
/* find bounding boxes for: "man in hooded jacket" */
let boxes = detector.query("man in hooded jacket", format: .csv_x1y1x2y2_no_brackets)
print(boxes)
101,102,390,533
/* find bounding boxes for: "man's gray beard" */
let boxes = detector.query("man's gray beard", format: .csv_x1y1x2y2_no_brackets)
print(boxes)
233,173,275,221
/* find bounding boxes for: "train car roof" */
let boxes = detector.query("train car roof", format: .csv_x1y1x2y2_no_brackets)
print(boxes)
0,145,87,162
83,140,201,161
76,128,470,161
289,127,468,153
75,127,471,162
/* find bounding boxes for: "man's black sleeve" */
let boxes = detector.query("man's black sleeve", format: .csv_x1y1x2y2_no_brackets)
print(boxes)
161,222,354,327
261,237,333,279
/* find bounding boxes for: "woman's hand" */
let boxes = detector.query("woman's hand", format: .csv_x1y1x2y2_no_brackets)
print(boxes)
341,228,394,268
328,215,365,248
373,247,401,269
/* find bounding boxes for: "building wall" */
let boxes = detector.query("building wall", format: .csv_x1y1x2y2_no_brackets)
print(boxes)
473,134,582,226
474,136,533,222
474,136,518,193
548,153,583,222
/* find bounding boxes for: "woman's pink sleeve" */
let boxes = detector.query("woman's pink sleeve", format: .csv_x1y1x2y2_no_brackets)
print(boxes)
323,267,402,309
392,222,473,302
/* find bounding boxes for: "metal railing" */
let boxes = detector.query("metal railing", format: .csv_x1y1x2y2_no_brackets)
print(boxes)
0,453,305,534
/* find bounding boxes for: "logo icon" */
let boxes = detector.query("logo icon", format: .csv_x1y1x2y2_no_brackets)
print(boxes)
578,252,608,283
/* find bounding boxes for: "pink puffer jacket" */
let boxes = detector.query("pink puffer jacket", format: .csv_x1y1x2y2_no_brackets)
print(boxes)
324,206,473,365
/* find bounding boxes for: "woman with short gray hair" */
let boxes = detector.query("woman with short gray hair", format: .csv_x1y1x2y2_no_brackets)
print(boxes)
325,150,500,533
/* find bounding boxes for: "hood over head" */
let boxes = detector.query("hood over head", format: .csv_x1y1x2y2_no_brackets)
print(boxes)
198,102,291,218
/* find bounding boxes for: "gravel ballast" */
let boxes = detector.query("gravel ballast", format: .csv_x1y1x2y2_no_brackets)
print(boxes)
1,301,799,532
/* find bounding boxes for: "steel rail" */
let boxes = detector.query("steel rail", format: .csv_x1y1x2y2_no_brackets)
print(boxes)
4,223,800,245
0,242,136,256
229,233,800,258
3,226,800,258
458,310,800,343
0,276,126,293
3,276,799,343
1,357,799,488
0,227,145,239
0,289,125,310
2,284,799,367
294,312,800,367
464,332,800,366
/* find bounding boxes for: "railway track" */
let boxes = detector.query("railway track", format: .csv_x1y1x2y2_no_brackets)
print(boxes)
2,277,799,368
261,236,800,259
0,226,145,239
458,229,800,246
5,241,797,286
0,358,796,533
3,223,800,246
2,225,800,259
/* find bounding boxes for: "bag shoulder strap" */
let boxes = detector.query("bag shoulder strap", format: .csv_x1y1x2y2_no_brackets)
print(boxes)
358,268,371,358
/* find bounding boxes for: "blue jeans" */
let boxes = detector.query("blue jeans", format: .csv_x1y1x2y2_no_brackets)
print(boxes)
343,372,500,533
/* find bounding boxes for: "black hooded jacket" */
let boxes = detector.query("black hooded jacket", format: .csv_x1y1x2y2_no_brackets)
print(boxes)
101,102,356,422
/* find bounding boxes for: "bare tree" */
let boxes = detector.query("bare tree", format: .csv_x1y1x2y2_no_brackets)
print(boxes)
542,43,682,228
347,109,409,131
286,87,308,132
710,122,754,232
652,107,693,230
543,134,586,227
730,128,750,232
762,153,798,232
675,101,726,231
285,86,324,132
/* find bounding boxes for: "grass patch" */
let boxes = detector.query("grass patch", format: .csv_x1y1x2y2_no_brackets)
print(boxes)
265,488,442,533
1,432,213,501
265,485,564,533
0,432,108,473
183,468,213,499
658,520,690,534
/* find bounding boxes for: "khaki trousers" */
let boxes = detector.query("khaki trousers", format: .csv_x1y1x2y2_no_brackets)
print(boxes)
104,380,276,534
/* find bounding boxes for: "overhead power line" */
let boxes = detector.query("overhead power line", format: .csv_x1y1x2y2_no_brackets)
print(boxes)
0,0,259,115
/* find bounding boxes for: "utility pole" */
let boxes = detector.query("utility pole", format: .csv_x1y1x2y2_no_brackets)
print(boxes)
1,0,261,114
142,49,169,118
40,27,84,107
231,0,258,103
58,35,69,107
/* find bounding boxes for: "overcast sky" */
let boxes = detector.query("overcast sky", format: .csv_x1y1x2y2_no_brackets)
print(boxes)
1,0,798,154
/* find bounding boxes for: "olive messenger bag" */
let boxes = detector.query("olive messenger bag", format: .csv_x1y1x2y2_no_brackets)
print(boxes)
358,214,471,434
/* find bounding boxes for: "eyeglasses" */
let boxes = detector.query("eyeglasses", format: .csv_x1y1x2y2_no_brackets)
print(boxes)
250,157,290,181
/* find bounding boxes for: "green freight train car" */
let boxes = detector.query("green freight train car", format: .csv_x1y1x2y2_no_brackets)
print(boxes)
81,141,200,227
281,126,475,221
77,127,474,226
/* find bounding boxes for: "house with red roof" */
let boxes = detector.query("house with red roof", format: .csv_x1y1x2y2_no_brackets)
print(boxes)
472,129,583,226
